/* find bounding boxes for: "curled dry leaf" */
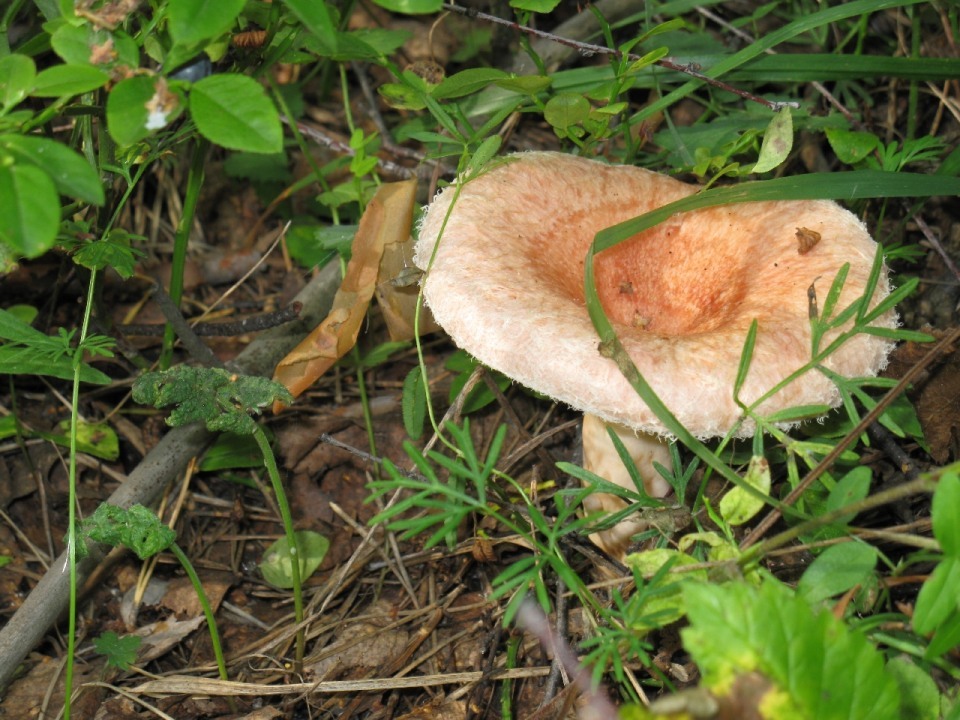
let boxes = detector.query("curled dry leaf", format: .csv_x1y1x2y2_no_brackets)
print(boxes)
796,226,822,254
273,178,417,403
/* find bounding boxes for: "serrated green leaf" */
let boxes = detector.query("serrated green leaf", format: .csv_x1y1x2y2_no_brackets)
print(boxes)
797,541,877,604
753,106,793,174
168,0,245,46
31,64,108,97
72,235,143,277
259,530,329,589
0,163,59,258
0,54,36,112
190,74,282,153
682,581,900,720
0,134,104,205
93,631,141,670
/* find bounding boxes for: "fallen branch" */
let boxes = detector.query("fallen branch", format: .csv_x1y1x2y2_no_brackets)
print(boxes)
0,263,342,692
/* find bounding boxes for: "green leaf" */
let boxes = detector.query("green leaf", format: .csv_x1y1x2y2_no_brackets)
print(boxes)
719,455,770,526
93,632,141,670
107,75,163,146
797,541,878,604
493,75,552,95
925,611,960,661
544,92,590,130
826,128,880,165
54,419,119,461
886,656,941,720
50,24,140,68
132,366,293,435
259,530,329,589
763,404,833,423
282,0,337,54
682,581,900,720
824,465,872,524
753,106,793,173
370,0,442,13
0,309,111,384
510,0,562,11
72,234,143,278
733,319,757,403
78,504,176,560
31,64,108,97
190,74,283,153
914,556,960,635
0,134,104,205
199,432,264,472
465,134,502,178
0,163,59,259
168,0,246,46
626,46,669,75
402,366,426,440
0,54,36,112
933,470,960,556
432,68,510,100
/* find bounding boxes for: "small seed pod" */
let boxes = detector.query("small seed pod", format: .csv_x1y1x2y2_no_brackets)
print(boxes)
471,537,497,563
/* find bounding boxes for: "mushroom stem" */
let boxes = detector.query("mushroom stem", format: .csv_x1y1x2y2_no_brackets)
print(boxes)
581,414,673,558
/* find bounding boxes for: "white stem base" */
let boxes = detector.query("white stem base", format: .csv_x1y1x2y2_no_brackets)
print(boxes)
581,414,674,559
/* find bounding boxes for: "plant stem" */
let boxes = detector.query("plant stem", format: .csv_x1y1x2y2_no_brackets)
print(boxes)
64,268,100,719
160,139,208,369
167,542,229,683
741,473,940,566
251,426,304,672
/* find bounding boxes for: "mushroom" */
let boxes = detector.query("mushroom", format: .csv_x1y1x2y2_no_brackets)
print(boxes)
415,151,895,557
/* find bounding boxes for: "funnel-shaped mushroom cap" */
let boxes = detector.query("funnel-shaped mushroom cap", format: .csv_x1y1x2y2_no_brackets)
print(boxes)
416,152,895,438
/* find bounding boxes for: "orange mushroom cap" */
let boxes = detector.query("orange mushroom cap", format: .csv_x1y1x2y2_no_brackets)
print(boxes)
416,152,895,439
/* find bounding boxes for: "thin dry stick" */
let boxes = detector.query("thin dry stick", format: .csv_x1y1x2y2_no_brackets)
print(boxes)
329,500,419,606
914,213,960,284
442,2,799,112
740,325,960,550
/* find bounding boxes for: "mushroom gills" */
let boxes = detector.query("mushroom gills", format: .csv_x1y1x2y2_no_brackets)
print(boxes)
581,414,673,558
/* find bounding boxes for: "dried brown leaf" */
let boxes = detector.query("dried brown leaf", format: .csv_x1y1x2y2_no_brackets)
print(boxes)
375,226,438,342
273,179,417,401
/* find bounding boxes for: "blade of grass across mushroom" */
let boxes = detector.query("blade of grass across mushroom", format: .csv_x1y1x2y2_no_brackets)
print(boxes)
585,170,960,515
